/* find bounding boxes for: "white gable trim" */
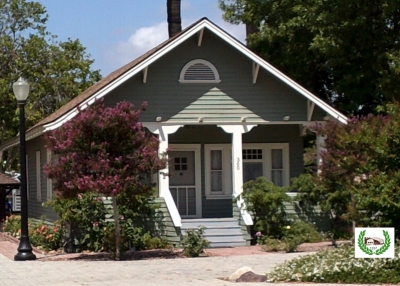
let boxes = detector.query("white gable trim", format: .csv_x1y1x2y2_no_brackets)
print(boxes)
42,18,347,132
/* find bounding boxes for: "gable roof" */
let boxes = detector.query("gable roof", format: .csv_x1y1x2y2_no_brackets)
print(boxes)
0,173,19,186
0,17,348,151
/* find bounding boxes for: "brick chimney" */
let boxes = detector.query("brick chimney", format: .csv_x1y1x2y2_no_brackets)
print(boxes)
167,0,182,38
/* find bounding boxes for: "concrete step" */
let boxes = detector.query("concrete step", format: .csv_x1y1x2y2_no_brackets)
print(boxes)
181,218,239,229
205,235,246,243
181,228,243,236
181,218,246,248
208,241,247,248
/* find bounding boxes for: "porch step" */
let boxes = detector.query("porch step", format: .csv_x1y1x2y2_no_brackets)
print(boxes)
181,218,247,248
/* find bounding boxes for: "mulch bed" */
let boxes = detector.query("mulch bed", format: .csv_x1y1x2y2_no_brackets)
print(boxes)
37,248,187,261
0,230,351,262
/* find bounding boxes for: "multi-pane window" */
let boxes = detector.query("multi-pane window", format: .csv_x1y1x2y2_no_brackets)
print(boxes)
205,145,231,198
243,149,263,183
210,150,223,193
243,143,289,187
174,157,188,171
205,143,289,198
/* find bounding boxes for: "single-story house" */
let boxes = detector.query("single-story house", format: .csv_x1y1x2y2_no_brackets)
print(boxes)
0,18,347,247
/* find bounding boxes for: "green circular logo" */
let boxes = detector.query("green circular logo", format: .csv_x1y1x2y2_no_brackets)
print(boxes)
357,230,391,255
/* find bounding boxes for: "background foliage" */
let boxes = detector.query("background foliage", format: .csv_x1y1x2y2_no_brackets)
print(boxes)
0,0,101,170
294,102,400,238
219,0,400,116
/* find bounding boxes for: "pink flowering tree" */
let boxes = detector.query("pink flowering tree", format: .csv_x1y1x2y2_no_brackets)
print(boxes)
44,99,166,259
293,102,400,238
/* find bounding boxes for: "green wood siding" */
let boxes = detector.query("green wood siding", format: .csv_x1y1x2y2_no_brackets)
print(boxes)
26,135,58,221
285,201,331,232
101,197,181,246
103,29,317,123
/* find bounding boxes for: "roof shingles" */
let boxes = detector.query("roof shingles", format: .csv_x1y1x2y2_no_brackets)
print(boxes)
0,173,19,186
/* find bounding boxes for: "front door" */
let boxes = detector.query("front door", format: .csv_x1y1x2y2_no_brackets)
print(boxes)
169,145,201,218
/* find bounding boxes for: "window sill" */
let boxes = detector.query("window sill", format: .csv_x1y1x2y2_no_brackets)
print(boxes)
205,195,232,200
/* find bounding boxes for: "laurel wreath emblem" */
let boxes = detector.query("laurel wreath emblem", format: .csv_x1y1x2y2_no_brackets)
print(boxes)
357,230,391,255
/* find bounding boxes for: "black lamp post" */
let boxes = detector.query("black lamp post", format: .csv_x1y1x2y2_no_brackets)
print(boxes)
13,77,36,261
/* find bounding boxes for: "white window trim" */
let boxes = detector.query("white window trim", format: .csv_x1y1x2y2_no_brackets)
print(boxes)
46,149,53,200
205,144,232,199
243,143,290,186
179,59,221,83
36,151,41,202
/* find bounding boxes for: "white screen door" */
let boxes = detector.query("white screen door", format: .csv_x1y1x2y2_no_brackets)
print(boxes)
169,150,198,217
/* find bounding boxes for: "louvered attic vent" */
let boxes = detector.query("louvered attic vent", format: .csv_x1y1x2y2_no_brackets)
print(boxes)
179,59,221,83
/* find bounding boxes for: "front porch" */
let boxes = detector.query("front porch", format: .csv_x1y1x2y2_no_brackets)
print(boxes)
145,123,310,247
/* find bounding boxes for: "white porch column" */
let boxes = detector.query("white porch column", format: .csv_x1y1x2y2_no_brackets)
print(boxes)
144,123,182,196
219,124,256,225
143,123,182,227
316,134,327,174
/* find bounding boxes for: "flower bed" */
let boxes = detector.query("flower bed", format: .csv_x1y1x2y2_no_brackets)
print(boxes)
268,243,400,284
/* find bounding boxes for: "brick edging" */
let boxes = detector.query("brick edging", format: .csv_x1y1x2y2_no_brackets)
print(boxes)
0,232,46,255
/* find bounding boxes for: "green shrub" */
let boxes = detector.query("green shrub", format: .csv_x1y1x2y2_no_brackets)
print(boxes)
279,220,322,252
47,192,108,252
261,237,286,252
258,219,323,252
4,215,64,252
29,219,63,251
47,190,171,255
268,243,400,283
141,232,171,250
287,219,323,242
241,177,291,239
3,215,21,237
181,226,210,257
291,173,354,240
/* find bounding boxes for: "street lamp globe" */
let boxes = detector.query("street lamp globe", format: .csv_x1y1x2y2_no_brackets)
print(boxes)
12,77,30,102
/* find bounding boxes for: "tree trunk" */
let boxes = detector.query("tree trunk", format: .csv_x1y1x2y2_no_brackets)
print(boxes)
167,0,182,38
246,23,258,37
112,195,121,260
351,192,356,236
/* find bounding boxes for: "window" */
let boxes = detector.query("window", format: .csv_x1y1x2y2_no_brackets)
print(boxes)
36,151,41,201
174,157,188,171
243,149,263,183
179,59,221,83
46,149,53,200
205,144,232,199
271,149,284,186
243,143,290,186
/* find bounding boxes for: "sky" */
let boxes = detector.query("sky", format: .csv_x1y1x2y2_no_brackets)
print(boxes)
37,0,246,77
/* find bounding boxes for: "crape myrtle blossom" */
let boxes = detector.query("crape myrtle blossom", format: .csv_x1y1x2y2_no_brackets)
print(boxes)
44,99,167,199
